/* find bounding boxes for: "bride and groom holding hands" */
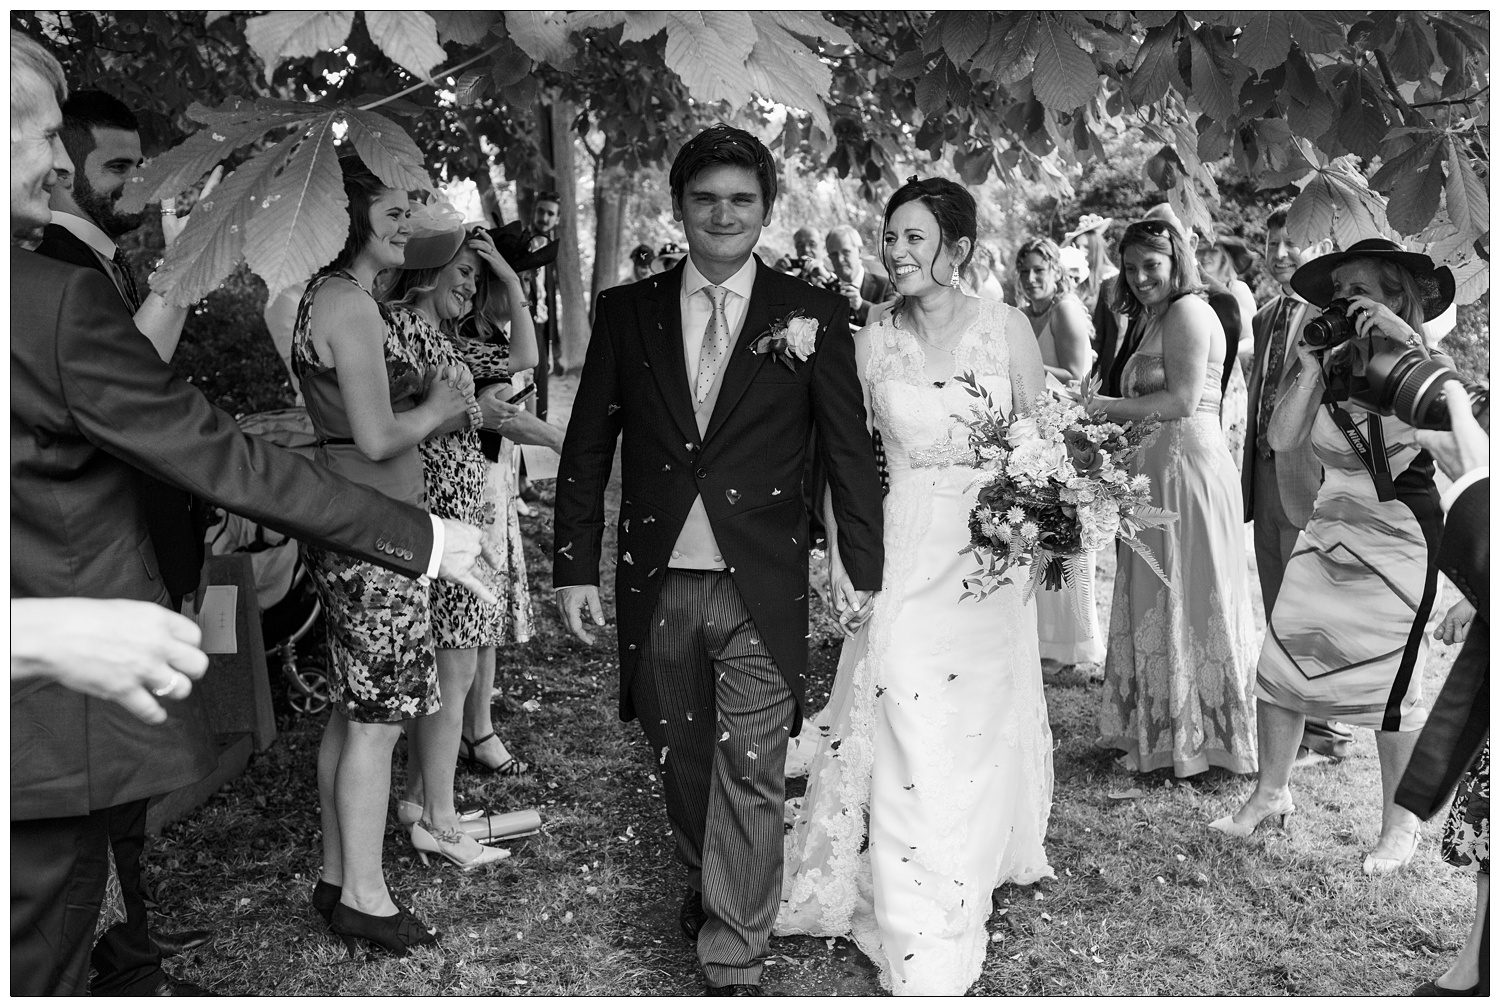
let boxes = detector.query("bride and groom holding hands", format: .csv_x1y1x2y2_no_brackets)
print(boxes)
554,124,1053,996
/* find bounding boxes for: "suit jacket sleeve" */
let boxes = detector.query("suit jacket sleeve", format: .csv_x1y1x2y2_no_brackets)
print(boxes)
54,267,433,576
808,298,884,591
1440,478,1488,615
553,289,624,587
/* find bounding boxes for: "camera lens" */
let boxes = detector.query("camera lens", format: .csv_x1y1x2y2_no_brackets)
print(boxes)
1303,298,1358,350
1364,348,1491,431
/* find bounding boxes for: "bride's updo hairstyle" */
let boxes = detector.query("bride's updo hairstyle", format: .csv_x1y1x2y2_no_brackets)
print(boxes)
326,153,394,275
882,176,977,323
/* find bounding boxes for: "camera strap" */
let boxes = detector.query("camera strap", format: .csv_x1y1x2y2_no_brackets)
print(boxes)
1325,403,1396,502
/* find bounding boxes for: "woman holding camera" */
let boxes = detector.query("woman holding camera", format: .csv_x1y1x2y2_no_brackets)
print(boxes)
1089,218,1258,777
1210,240,1465,876
383,204,539,870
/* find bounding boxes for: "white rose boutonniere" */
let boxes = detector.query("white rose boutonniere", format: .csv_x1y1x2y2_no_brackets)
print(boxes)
750,310,820,371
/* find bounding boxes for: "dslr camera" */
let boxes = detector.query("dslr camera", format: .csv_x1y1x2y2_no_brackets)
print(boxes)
1306,297,1489,431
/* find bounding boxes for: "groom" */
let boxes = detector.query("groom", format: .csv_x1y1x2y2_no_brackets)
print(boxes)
554,124,885,994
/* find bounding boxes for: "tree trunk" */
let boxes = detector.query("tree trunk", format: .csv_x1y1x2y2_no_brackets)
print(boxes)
545,98,589,373
591,163,629,313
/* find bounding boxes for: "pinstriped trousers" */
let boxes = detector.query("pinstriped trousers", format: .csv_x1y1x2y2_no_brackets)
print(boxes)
630,569,796,988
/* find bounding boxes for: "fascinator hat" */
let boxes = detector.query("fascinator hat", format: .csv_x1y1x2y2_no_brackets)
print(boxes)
401,200,468,270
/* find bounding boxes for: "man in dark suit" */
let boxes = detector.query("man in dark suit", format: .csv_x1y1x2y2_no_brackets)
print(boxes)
1241,207,1351,762
553,125,885,995
1398,381,1488,995
522,189,562,417
9,36,497,996
33,87,227,995
825,224,892,327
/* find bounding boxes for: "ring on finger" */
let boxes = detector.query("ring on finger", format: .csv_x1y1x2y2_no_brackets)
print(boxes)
151,671,184,698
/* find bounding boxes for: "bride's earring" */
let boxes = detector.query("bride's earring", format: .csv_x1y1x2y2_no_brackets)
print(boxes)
949,263,960,286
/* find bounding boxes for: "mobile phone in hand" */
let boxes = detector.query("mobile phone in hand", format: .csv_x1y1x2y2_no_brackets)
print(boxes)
507,383,537,405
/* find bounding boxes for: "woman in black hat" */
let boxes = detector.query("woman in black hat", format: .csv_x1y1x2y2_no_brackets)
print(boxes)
1210,239,1471,879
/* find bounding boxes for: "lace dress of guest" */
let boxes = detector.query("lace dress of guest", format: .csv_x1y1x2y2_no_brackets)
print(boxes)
776,298,1054,996
1097,310,1259,775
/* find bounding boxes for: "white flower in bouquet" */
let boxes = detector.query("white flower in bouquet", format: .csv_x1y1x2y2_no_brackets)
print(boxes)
1130,474,1150,493
1104,467,1128,485
1080,497,1121,551
1005,414,1041,447
1005,505,1025,525
1019,520,1040,541
1008,439,1069,485
978,443,1002,461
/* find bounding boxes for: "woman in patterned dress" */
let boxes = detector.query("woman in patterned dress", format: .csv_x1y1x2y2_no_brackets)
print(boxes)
1088,218,1259,777
383,205,539,866
292,156,475,954
1209,240,1459,876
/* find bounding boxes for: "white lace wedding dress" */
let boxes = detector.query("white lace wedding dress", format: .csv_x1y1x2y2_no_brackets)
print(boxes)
775,299,1054,995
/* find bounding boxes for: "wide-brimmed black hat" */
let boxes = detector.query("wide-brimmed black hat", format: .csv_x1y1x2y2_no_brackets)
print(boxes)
489,220,558,274
1291,238,1455,321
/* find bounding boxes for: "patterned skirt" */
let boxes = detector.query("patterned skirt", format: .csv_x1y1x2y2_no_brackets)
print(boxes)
303,545,438,723
1442,744,1489,874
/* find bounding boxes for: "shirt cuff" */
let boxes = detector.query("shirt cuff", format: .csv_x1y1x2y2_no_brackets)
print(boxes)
1440,468,1488,514
425,514,445,579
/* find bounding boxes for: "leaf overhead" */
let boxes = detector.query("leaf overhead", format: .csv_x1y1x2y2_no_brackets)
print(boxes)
1443,138,1489,239
1032,14,1099,111
1287,163,1393,252
1385,143,1446,235
342,108,437,193
427,10,498,46
364,10,447,80
661,11,757,107
244,116,348,302
743,13,835,135
764,11,854,50
504,10,576,67
243,11,354,82
148,132,302,306
1235,11,1292,75
118,108,308,214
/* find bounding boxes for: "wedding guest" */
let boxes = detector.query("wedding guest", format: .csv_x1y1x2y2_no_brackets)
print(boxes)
776,225,831,281
291,154,477,955
1058,244,1090,298
968,239,1007,302
650,240,686,274
1211,241,1458,876
11,35,498,992
1017,236,1093,384
521,190,561,409
1089,217,1258,776
1398,382,1488,995
384,204,537,869
1014,236,1106,668
825,224,891,326
628,242,654,283
1241,206,1352,762
1194,226,1254,468
35,86,224,996
1065,212,1117,315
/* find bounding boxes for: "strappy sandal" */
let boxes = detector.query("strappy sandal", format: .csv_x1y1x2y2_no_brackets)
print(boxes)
458,733,529,776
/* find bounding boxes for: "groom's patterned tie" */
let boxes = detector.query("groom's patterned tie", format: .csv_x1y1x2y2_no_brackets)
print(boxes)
696,284,730,404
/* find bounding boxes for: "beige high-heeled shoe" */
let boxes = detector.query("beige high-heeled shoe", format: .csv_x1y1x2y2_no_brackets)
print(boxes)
398,800,541,842
1207,797,1296,838
1363,831,1420,876
410,822,510,870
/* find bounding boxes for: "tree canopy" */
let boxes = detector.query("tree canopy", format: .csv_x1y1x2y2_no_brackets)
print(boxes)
17,10,1488,307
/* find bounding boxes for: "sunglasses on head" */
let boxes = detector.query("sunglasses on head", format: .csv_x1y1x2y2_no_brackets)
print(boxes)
1127,219,1174,236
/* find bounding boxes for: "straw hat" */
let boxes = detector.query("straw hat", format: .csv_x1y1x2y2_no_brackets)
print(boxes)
1064,213,1113,245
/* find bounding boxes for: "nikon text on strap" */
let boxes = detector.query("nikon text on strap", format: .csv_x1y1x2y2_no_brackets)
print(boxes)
1325,403,1396,502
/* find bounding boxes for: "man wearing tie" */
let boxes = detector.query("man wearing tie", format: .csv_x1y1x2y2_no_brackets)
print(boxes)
1242,206,1352,762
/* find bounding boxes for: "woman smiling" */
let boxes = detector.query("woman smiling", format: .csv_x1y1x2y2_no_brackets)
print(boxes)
1085,217,1258,778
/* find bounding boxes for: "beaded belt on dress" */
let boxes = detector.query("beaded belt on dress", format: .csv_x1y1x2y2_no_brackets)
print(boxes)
905,442,981,469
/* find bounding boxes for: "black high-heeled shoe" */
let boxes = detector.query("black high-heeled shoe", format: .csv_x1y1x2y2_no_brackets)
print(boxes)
458,733,528,776
329,901,439,958
311,879,341,928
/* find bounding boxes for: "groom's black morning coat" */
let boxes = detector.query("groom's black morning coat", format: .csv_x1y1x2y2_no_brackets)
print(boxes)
553,256,885,727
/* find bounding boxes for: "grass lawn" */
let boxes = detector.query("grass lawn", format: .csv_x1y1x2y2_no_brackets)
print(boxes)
150,380,1475,995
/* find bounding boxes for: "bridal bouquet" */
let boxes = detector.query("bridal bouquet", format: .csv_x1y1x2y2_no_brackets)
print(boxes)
955,372,1174,609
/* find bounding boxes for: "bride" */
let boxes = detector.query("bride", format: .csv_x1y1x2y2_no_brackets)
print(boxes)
776,177,1055,995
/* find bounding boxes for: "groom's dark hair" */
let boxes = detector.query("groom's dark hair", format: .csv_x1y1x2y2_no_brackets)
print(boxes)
669,123,778,210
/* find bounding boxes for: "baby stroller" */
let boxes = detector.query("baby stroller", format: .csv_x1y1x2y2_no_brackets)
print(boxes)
203,407,329,716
